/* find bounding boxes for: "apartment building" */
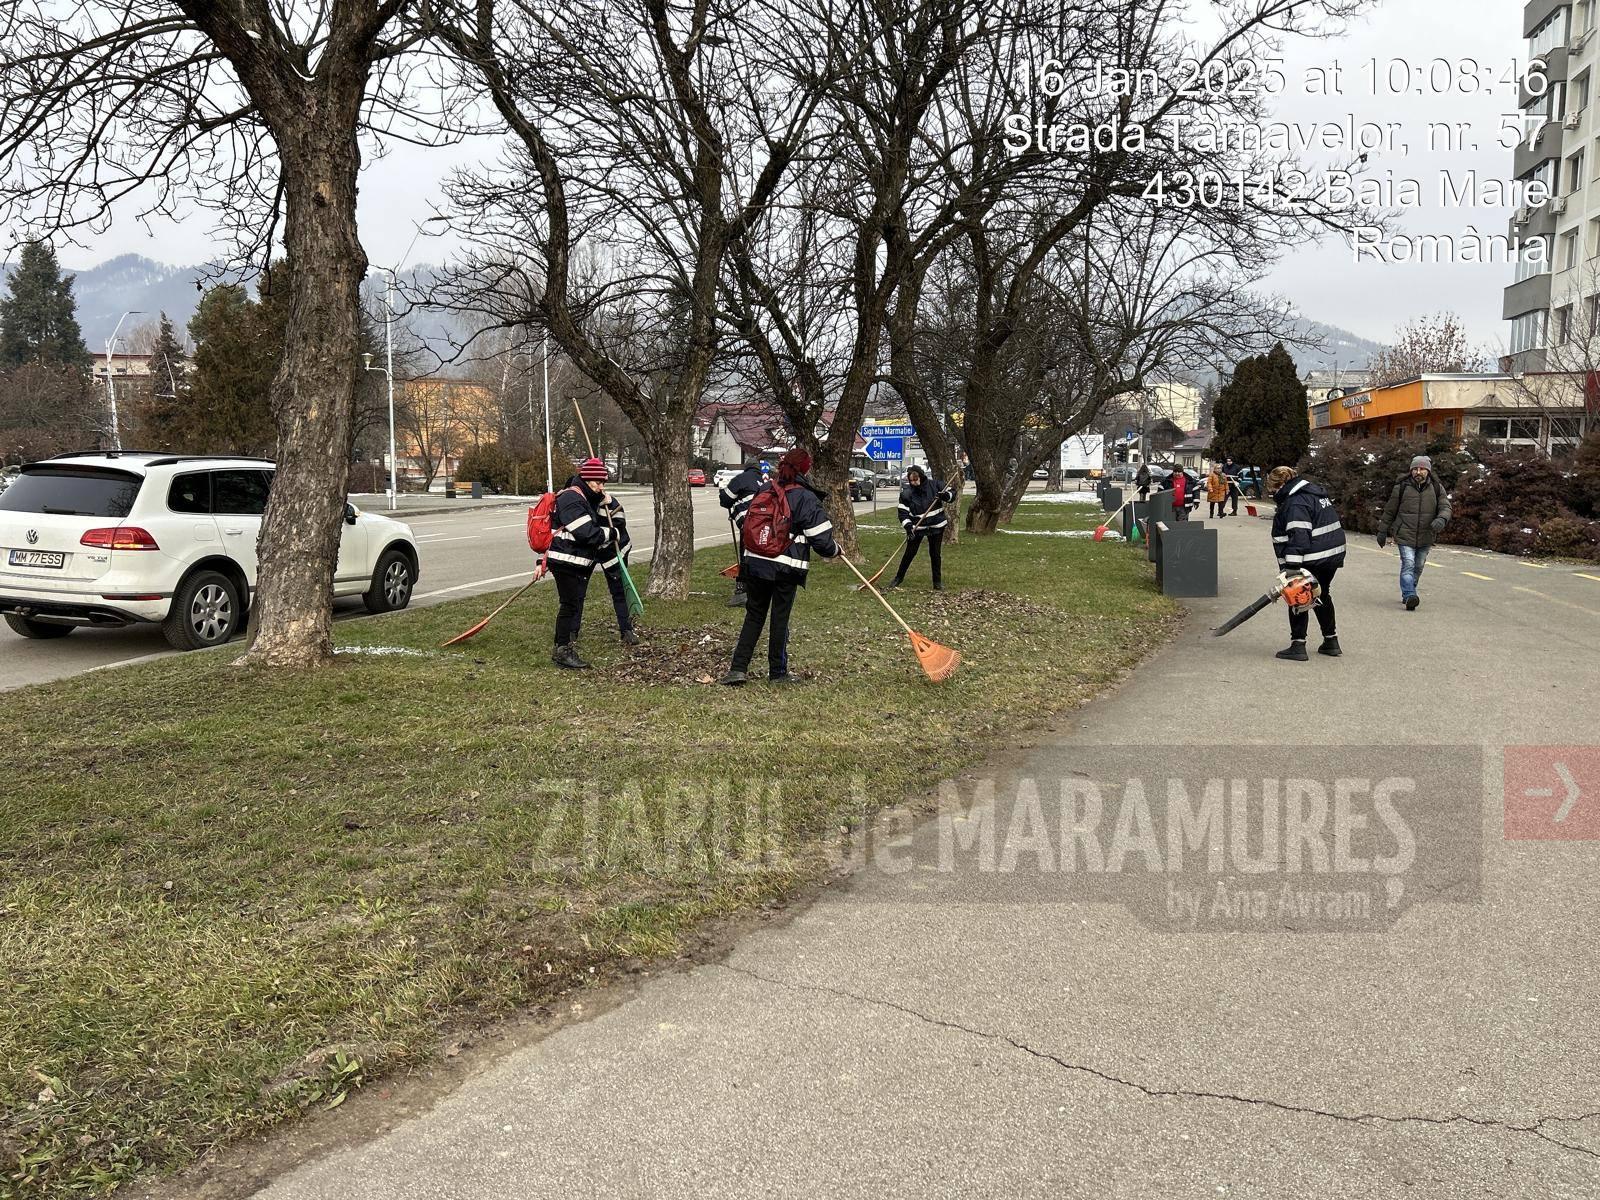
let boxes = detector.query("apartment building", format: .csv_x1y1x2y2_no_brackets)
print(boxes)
1506,0,1600,371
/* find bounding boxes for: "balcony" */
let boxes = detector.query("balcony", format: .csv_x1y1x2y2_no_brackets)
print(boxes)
1503,273,1554,320
1525,0,1571,39
1514,122,1563,177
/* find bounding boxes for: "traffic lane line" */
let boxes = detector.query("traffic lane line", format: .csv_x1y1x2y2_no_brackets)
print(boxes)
1513,585,1600,619
1577,573,1600,584
412,531,732,603
1460,571,1495,581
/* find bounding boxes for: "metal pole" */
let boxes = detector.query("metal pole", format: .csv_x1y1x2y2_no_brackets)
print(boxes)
385,272,398,511
542,328,553,488
104,310,140,450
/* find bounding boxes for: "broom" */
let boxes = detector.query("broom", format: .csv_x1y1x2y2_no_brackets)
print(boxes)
721,515,741,578
1095,498,1132,541
838,555,961,683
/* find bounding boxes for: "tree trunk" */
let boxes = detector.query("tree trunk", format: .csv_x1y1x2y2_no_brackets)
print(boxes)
236,131,366,669
645,418,694,598
813,430,858,559
887,265,965,544
964,469,1007,534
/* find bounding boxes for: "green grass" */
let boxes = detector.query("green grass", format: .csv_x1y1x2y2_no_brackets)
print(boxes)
0,501,1178,1197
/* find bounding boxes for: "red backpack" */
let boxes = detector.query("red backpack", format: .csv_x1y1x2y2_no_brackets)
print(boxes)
742,483,794,558
526,490,563,553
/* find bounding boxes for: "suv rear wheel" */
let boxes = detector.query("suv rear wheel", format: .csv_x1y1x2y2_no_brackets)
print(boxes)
164,570,241,650
363,549,415,614
4,613,75,639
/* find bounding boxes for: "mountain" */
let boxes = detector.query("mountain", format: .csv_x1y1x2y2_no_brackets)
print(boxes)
0,253,210,349
1284,320,1385,375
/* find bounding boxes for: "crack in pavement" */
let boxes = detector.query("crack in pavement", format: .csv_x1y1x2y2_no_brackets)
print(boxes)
719,964,1600,1163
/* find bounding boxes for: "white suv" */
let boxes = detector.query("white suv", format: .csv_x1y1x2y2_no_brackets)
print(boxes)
0,452,420,650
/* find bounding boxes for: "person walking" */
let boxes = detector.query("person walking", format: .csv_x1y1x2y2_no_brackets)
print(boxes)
546,457,615,669
1135,461,1152,501
1206,464,1229,519
1169,467,1188,521
718,459,764,608
1227,470,1242,516
1378,454,1452,611
596,487,640,646
886,464,956,591
1267,465,1347,661
719,449,840,687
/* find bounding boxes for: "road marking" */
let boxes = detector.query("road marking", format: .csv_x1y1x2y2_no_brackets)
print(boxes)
1460,571,1494,581
1518,560,1549,570
416,535,482,543
1577,573,1600,584
413,531,730,601
483,522,526,530
1513,585,1600,618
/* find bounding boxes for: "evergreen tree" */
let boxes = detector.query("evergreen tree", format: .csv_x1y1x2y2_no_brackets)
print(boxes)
1212,343,1309,471
0,241,91,368
130,312,192,449
184,282,278,454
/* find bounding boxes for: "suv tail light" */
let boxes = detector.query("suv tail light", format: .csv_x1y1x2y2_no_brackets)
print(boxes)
81,526,161,551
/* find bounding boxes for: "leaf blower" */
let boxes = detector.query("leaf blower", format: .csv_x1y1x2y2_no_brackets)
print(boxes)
1211,569,1321,638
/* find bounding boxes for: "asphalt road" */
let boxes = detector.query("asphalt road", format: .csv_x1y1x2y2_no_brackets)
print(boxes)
248,508,1600,1200
0,486,892,692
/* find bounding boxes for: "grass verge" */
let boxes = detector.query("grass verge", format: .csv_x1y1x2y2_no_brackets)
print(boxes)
1,496,1178,1197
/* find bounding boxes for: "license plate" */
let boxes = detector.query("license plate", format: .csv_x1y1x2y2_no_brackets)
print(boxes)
7,549,66,569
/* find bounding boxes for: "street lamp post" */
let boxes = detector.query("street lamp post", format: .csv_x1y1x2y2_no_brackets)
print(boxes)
362,349,396,510
104,310,142,450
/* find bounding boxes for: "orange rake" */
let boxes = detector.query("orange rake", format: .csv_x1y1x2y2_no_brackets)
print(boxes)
1095,499,1131,541
838,555,961,682
441,566,544,647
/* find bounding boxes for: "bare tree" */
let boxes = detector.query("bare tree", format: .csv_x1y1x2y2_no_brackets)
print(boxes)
0,0,478,666
1369,312,1489,387
421,0,820,597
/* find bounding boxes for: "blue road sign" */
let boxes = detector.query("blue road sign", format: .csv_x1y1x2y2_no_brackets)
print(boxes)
861,424,915,439
861,436,904,460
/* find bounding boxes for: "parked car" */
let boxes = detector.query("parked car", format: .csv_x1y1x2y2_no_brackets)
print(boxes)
0,452,419,650
848,468,876,502
875,471,899,488
712,467,739,491
687,468,707,487
1030,468,1049,481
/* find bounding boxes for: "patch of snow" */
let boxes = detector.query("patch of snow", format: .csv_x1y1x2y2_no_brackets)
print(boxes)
337,646,437,658
1027,492,1103,505
999,528,1123,540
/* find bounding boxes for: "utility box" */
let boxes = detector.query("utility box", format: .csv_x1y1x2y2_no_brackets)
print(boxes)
1155,521,1219,598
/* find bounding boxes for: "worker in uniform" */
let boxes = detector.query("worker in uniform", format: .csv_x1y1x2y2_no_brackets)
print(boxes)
546,457,615,669
595,487,640,645
718,459,764,607
1267,465,1347,661
886,464,955,591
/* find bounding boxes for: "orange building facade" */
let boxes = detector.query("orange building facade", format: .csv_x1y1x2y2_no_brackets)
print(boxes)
1309,374,1591,454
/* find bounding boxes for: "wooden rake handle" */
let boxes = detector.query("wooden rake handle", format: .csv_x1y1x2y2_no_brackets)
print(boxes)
838,554,916,638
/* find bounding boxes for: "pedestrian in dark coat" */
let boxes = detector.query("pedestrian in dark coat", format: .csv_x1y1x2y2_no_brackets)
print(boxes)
547,457,615,669
886,465,956,591
1378,454,1452,611
1135,462,1151,501
719,449,839,687
718,460,764,607
1267,465,1347,661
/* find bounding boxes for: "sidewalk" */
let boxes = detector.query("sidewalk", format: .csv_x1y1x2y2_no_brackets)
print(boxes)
250,512,1600,1199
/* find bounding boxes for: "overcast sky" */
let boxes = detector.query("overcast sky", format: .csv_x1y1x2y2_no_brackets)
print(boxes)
56,0,1520,356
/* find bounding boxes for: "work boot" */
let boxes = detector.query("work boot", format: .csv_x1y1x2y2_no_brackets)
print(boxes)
718,669,748,687
883,578,902,591
726,587,747,608
620,627,641,646
932,580,944,591
768,673,799,686
552,643,590,670
1275,640,1309,662
1317,637,1342,658
1404,595,1420,611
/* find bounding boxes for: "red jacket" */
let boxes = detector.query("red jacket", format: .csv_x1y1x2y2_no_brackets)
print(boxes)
1171,472,1186,503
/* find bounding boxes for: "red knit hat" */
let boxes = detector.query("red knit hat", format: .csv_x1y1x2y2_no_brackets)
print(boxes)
578,457,609,482
778,448,811,476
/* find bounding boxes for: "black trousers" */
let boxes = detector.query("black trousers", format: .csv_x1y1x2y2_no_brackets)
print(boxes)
553,568,591,647
1209,500,1225,518
894,529,943,585
1229,489,1240,515
601,565,632,631
1288,564,1339,642
730,575,797,677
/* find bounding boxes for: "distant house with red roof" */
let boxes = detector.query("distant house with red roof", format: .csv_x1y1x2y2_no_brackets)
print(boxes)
694,401,869,466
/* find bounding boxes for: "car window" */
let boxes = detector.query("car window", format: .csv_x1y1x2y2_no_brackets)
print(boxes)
168,472,212,514
212,470,272,516
0,466,142,517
